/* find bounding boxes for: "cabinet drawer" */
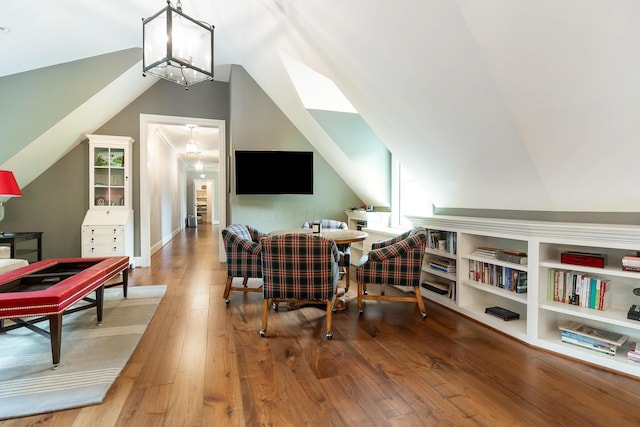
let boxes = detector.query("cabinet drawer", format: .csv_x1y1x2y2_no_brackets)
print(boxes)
85,235,123,244
83,226,124,236
83,244,124,256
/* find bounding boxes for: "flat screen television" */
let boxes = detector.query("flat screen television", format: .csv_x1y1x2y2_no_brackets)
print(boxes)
235,150,313,195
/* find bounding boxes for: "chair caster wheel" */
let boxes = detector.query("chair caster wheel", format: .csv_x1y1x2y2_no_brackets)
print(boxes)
421,312,427,319
225,299,230,305
363,290,368,295
332,308,337,312
259,330,266,337
344,287,349,294
326,332,332,340
272,303,279,311
358,308,364,314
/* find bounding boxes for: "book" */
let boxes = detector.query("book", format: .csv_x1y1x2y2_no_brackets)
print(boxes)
559,321,629,348
473,247,501,259
496,250,528,265
560,251,606,268
561,335,616,356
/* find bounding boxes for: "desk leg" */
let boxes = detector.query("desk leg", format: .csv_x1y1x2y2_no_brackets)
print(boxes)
96,285,104,324
122,268,128,299
49,313,63,368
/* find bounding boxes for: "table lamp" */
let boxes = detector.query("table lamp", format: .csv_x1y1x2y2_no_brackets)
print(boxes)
0,170,22,223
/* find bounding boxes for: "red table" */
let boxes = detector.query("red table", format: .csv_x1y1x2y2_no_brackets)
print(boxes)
0,256,129,367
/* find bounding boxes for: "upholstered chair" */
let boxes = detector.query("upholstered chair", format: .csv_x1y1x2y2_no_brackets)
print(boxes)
260,233,340,340
302,219,352,290
356,227,428,319
221,224,268,305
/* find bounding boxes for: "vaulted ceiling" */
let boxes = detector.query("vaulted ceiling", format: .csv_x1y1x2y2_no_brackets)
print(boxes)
2,1,640,212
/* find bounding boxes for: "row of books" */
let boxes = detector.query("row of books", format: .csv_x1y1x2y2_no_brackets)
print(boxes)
426,230,457,255
547,269,611,310
468,260,527,293
559,321,628,356
430,256,456,273
471,247,528,265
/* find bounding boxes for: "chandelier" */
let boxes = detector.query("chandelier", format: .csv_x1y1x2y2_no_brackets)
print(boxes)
142,1,214,89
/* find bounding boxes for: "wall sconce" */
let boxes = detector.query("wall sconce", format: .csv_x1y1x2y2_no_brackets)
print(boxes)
142,0,214,89
0,170,22,222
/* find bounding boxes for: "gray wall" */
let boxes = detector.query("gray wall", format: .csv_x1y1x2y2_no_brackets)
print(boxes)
228,65,362,232
3,77,230,259
2,64,363,259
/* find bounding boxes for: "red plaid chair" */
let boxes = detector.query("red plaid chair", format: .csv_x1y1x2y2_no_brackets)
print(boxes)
302,219,352,289
260,233,340,340
221,224,268,304
356,227,428,318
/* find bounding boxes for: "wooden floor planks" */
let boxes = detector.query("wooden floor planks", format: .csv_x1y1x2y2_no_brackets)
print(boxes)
2,223,640,426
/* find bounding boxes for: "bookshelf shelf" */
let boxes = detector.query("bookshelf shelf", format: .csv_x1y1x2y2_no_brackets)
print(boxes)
408,214,640,379
461,279,527,303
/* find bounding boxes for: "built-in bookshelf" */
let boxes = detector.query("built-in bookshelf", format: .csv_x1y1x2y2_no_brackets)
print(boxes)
406,215,640,379
422,229,457,308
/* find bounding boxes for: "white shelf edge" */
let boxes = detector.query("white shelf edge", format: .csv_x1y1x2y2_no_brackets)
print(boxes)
461,279,528,303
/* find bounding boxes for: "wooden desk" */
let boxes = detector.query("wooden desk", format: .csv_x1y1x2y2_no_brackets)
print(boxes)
0,232,43,262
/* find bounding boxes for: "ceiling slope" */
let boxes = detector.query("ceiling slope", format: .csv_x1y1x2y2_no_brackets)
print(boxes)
3,1,640,211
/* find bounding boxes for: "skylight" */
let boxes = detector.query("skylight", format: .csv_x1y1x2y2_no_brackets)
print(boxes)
280,53,357,113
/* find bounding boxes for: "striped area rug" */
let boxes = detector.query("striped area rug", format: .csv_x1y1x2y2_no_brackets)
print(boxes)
0,285,166,420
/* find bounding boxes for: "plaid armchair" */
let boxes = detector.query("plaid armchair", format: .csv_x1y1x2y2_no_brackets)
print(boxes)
356,227,428,318
260,233,340,340
302,219,352,289
221,224,268,304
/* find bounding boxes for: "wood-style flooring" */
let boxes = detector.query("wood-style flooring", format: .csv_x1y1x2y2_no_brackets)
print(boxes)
3,223,640,426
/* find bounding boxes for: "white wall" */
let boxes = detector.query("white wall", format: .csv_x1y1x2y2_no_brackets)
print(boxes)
148,126,184,254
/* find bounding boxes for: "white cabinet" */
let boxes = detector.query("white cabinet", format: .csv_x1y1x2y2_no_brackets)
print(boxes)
82,210,133,258
409,215,640,378
344,210,391,264
81,135,134,265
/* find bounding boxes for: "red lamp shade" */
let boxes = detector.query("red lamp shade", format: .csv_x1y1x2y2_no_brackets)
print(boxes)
0,170,22,197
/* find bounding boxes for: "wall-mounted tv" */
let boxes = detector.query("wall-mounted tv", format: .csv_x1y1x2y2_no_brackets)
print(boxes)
235,150,313,195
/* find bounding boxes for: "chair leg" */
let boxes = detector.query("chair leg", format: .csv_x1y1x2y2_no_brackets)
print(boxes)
357,281,364,313
414,284,427,319
260,299,270,337
242,276,249,287
345,266,350,293
223,277,233,304
325,300,333,340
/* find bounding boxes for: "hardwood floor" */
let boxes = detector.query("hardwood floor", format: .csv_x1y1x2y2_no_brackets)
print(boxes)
3,223,640,426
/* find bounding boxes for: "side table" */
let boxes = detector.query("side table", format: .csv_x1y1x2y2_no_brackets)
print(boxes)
0,232,43,262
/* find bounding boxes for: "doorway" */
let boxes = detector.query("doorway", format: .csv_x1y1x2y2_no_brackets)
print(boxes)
194,179,214,225
139,114,226,267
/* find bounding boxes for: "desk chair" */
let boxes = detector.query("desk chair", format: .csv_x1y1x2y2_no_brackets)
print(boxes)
221,224,268,305
260,233,340,340
356,227,428,319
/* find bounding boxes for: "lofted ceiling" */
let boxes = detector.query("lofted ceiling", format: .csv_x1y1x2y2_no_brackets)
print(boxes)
2,1,640,212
